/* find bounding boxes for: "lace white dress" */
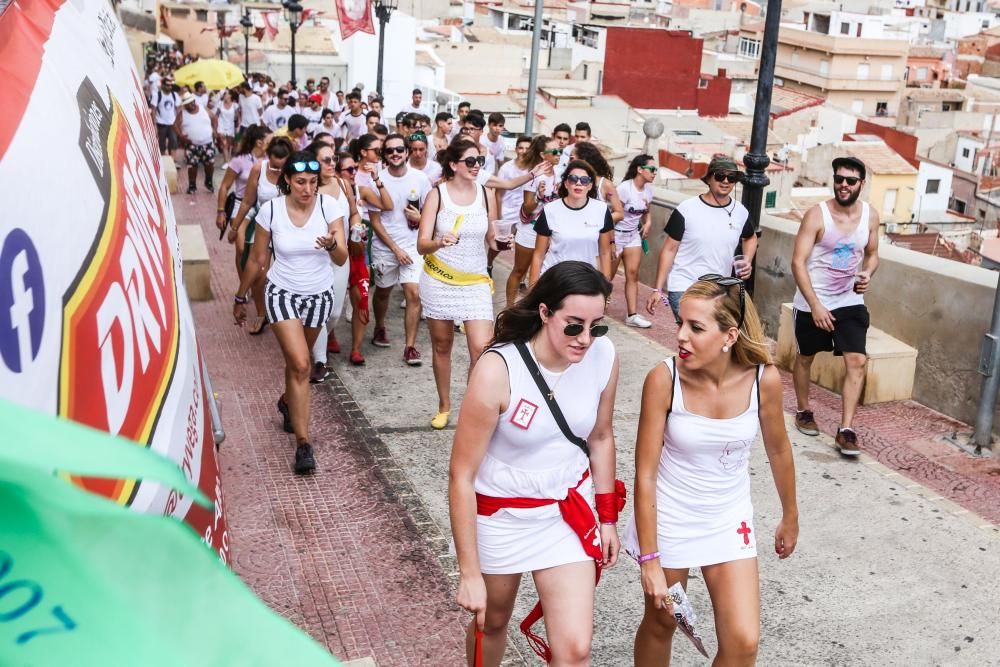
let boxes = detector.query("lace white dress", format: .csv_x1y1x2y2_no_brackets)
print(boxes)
419,182,494,322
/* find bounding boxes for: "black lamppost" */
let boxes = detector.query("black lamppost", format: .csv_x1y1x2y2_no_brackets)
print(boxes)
283,0,303,87
373,0,398,96
216,11,226,60
240,11,253,77
740,0,783,294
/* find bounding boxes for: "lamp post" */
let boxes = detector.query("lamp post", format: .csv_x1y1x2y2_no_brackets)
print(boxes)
240,11,253,77
373,0,398,97
216,11,226,60
524,0,544,134
740,0,783,295
283,0,303,88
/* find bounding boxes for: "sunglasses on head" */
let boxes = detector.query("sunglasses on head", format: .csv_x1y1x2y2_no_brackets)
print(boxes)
833,175,862,186
461,155,487,168
290,160,320,173
408,133,427,143
338,165,357,174
562,321,610,338
698,273,745,331
713,171,742,184
383,145,407,155
638,165,658,173
565,174,593,186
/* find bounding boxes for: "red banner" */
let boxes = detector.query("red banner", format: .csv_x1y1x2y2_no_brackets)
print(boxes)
335,0,375,40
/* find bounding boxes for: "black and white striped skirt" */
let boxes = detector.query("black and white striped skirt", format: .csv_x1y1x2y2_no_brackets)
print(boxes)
264,282,334,329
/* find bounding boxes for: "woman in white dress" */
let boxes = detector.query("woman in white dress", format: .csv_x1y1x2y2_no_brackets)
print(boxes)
625,275,798,666
450,260,622,667
417,137,497,430
215,89,239,163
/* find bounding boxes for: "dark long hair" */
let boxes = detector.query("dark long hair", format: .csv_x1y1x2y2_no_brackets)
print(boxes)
525,134,554,168
349,133,380,162
490,261,612,347
278,150,319,194
623,153,654,181
439,136,480,180
557,159,599,199
235,124,268,156
573,141,613,180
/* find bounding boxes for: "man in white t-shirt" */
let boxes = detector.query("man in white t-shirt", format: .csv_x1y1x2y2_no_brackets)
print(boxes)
193,81,210,110
149,76,180,155
481,112,507,174
398,88,425,115
368,133,432,366
262,90,293,131
646,156,757,324
302,93,324,134
448,101,470,141
338,90,367,141
238,82,263,130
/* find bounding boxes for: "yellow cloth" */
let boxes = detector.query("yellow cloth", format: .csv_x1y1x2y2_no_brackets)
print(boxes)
422,253,494,293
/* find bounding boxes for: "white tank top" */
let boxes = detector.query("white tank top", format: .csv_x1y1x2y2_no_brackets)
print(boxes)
657,358,763,529
792,201,869,312
180,106,213,145
217,102,237,134
433,183,489,274
257,166,281,204
474,337,616,499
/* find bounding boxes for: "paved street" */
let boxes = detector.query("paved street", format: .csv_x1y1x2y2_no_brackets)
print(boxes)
181,186,1000,666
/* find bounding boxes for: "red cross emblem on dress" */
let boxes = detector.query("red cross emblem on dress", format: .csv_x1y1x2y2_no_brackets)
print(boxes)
510,398,538,429
737,521,752,546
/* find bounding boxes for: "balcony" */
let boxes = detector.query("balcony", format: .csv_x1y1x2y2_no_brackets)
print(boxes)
778,27,911,57
775,63,904,92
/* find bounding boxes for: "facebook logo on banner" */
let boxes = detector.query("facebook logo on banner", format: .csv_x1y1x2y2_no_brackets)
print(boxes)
0,229,45,373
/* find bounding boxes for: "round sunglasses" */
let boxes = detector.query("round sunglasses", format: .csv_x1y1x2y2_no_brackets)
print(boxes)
563,321,609,338
290,160,320,173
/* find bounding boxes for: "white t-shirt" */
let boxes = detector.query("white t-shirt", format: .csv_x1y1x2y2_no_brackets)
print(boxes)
416,159,443,185
258,194,346,295
239,93,263,127
481,134,505,173
663,195,754,293
150,89,180,125
302,106,323,134
534,197,614,274
399,102,425,115
497,161,530,223
194,93,210,110
262,103,292,131
371,166,432,253
339,112,367,141
616,179,653,233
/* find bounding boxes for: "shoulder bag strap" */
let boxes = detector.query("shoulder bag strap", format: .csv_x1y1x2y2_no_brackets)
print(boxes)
513,341,590,457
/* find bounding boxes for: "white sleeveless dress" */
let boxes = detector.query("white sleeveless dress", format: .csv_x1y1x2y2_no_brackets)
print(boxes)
475,337,616,574
419,183,494,322
623,357,764,569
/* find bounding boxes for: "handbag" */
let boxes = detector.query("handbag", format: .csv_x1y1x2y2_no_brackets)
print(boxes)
513,341,590,457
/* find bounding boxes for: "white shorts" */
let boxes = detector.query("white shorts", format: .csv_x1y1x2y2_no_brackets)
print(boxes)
515,221,537,250
370,245,421,288
614,228,642,251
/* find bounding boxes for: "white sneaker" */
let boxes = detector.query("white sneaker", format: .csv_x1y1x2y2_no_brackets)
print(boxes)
399,298,406,309
625,314,652,328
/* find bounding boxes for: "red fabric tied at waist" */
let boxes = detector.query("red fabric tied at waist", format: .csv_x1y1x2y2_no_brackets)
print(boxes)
475,470,605,663
348,254,369,313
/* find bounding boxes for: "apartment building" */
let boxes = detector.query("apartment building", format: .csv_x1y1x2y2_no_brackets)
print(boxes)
739,13,909,119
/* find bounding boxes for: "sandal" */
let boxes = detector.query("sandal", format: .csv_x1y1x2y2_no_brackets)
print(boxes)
249,316,268,336
430,411,450,430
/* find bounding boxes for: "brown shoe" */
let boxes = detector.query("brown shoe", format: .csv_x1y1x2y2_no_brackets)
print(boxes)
835,428,861,457
795,410,819,436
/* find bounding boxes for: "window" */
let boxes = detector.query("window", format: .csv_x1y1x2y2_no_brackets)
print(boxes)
195,9,208,22
952,198,967,214
881,64,893,80
876,101,889,116
917,66,929,80
962,147,971,158
926,179,940,194
698,78,709,89
765,191,777,209
841,22,851,34
739,37,761,59
857,63,870,80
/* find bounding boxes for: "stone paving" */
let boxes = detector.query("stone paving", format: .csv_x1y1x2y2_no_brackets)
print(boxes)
180,180,1000,665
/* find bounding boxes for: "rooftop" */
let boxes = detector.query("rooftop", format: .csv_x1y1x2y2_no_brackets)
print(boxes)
840,141,919,174
769,85,825,118
903,89,967,103
908,45,949,59
886,231,974,263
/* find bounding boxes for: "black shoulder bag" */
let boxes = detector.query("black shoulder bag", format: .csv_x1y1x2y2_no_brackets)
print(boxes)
514,341,590,457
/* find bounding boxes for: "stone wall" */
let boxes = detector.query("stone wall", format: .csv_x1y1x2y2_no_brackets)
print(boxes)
644,187,1000,430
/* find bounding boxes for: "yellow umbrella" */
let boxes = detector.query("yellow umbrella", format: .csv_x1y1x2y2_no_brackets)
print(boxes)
172,59,244,90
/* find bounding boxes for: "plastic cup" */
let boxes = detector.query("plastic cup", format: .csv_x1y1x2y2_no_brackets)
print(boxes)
493,220,514,250
733,254,750,277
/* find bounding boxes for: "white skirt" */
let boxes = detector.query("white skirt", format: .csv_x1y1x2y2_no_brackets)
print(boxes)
477,475,595,575
419,272,494,322
514,221,537,250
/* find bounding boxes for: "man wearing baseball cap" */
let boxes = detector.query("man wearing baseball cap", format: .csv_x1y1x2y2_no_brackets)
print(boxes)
645,155,758,323
790,155,880,457
173,92,219,194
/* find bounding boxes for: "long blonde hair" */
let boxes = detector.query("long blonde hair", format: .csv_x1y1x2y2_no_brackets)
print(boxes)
682,279,771,367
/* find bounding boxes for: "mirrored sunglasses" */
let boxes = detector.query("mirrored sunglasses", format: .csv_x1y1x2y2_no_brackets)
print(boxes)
290,161,320,173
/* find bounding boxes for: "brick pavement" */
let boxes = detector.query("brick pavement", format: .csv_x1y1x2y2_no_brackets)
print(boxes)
181,186,468,666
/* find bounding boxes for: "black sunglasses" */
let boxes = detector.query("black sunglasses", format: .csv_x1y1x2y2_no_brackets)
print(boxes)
565,174,593,186
383,146,407,155
290,160,320,173
338,165,357,174
563,322,609,338
833,175,862,186
713,172,742,184
698,273,745,331
319,156,336,165
461,155,487,168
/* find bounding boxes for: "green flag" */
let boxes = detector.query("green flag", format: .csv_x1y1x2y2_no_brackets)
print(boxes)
0,400,340,666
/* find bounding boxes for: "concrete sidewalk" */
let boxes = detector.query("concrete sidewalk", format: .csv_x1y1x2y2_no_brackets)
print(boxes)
323,260,1000,666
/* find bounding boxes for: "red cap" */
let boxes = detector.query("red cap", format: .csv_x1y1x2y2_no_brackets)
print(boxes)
309,92,323,103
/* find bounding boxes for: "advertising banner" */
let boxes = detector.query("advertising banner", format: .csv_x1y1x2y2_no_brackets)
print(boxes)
0,0,228,560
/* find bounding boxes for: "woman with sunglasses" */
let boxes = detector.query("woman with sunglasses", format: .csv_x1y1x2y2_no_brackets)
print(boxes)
572,142,624,224
417,138,497,430
230,135,295,335
498,135,547,306
529,160,614,286
350,133,394,211
611,153,657,329
645,156,757,324
449,260,622,667
233,152,349,474
516,137,565,281
306,141,358,382
626,275,798,667
407,132,443,185
334,152,373,366
217,124,267,271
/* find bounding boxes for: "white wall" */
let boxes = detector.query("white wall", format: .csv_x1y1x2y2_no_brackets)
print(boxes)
915,161,954,216
953,135,981,172
333,12,418,115
943,12,999,40
570,26,606,70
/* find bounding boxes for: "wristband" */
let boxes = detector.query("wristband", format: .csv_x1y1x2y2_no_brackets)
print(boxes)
233,295,248,305
637,551,661,565
595,479,627,524
653,288,662,294
217,208,225,213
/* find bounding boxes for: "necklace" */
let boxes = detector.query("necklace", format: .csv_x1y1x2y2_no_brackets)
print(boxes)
530,342,569,399
706,192,737,228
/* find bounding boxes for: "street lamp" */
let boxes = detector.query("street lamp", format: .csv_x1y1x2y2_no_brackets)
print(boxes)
373,0,398,98
240,11,253,77
216,11,226,60
283,0,303,87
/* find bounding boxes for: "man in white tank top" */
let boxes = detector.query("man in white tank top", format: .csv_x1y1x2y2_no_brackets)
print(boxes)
174,93,219,195
790,156,881,457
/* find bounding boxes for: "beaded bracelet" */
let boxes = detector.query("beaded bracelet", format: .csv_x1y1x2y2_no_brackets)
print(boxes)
637,551,660,564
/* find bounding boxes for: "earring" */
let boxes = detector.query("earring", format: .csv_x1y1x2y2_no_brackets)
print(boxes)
722,345,730,353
